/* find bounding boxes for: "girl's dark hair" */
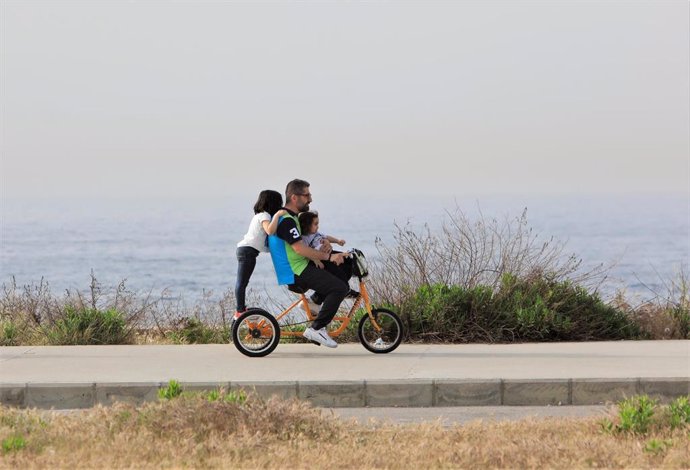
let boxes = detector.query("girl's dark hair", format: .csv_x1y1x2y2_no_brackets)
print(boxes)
254,190,283,216
298,211,318,234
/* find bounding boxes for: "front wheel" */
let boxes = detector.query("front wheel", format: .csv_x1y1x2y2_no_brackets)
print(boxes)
358,308,403,354
232,308,280,357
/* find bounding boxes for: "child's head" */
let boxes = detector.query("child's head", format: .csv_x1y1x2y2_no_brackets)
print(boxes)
298,211,319,235
254,190,283,216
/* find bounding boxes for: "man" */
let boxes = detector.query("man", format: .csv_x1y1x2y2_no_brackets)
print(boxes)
268,179,349,348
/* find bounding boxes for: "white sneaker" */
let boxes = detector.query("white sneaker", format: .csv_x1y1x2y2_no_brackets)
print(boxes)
303,327,338,348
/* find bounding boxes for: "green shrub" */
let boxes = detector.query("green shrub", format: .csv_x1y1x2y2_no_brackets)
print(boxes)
223,389,247,405
159,383,248,405
2,435,26,454
202,388,248,405
601,395,690,436
495,274,639,341
667,396,690,429
397,274,639,343
46,307,131,345
0,319,20,346
616,395,657,435
166,317,228,344
399,283,498,342
599,395,659,436
644,438,673,455
158,380,183,400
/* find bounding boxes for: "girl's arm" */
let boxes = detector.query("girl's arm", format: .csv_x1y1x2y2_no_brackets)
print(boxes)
262,210,288,235
326,234,346,246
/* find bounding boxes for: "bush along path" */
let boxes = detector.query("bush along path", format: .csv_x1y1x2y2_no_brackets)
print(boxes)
1,272,688,346
396,274,642,343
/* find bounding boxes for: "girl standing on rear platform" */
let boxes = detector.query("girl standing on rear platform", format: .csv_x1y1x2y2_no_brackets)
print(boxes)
234,190,285,321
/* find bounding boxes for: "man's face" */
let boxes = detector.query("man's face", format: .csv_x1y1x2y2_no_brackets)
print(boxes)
294,188,312,212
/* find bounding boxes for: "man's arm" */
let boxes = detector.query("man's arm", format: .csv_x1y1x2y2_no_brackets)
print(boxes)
292,241,346,265
277,217,347,265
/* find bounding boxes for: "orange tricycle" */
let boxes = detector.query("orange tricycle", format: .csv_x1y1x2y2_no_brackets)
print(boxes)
231,249,403,357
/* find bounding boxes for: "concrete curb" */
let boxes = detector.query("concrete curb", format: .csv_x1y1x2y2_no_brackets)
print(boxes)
1,378,688,409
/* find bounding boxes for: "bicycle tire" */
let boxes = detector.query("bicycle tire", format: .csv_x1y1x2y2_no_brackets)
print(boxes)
357,308,403,354
232,308,280,357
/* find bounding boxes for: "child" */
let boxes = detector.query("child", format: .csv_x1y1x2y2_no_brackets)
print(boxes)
234,190,286,321
298,211,346,253
298,211,357,302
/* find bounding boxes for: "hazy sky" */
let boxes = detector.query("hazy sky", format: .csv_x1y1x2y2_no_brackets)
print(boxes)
2,1,688,202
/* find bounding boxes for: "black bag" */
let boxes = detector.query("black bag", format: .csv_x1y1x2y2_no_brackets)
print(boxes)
349,248,369,278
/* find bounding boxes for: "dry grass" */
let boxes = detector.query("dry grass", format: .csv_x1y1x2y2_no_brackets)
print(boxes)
612,267,690,340
0,274,239,346
625,301,683,339
1,396,689,469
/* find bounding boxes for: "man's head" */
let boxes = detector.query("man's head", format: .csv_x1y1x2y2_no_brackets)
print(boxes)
285,179,311,212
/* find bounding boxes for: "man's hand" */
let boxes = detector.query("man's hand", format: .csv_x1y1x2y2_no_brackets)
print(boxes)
314,260,324,269
329,252,348,266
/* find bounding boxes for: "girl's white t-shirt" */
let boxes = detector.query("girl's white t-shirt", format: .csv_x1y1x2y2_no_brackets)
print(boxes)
237,212,271,252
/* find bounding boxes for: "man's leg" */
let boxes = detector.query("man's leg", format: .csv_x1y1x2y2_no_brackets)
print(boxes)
323,254,357,297
322,255,352,283
295,264,348,330
310,262,345,305
311,252,354,304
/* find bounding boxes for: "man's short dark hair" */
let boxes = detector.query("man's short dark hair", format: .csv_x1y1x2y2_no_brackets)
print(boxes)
285,179,310,201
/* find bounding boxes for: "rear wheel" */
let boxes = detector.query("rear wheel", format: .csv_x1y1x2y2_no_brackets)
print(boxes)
232,308,280,357
358,308,403,354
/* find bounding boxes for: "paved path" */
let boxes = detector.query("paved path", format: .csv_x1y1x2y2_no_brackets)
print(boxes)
1,341,688,409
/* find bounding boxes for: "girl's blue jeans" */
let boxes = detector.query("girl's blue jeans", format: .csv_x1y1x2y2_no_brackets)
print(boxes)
235,246,260,312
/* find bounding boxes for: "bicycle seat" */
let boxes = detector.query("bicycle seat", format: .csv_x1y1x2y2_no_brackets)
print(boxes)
287,284,306,294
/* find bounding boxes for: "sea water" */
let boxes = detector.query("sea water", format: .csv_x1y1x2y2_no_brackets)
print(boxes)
1,193,688,305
